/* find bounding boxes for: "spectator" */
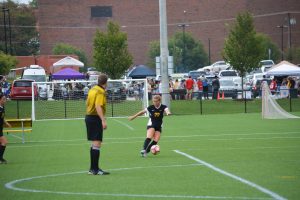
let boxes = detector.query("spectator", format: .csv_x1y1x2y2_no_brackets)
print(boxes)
212,75,220,99
269,78,277,95
197,77,203,99
202,76,209,99
185,76,194,100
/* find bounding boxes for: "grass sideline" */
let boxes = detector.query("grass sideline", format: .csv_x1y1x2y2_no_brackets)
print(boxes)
6,98,300,119
1,113,300,200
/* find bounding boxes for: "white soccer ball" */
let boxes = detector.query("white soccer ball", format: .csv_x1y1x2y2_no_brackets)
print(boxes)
150,145,160,155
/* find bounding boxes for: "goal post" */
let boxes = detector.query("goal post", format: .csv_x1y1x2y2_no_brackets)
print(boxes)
261,82,299,119
32,79,149,121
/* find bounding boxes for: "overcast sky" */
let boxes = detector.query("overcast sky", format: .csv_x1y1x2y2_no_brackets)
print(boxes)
11,0,30,4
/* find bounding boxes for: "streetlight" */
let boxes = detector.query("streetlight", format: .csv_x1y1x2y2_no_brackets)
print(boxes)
276,25,288,61
177,11,189,71
2,7,12,55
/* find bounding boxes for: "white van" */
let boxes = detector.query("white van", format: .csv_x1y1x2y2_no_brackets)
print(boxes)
22,65,47,82
22,65,47,99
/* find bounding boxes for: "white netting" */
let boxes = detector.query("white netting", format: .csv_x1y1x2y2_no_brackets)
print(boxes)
262,82,299,119
32,79,148,121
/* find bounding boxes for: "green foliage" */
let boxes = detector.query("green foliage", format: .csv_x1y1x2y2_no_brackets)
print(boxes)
148,32,208,73
93,21,133,79
0,1,39,56
52,43,88,67
0,51,18,75
256,33,281,63
286,47,300,64
223,12,264,76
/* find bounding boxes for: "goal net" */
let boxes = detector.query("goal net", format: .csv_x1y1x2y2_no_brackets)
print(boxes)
262,82,299,119
31,79,149,121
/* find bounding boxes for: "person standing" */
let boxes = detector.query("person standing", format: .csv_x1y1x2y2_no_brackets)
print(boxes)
185,76,194,100
85,74,110,175
0,93,11,164
212,75,220,99
128,95,171,157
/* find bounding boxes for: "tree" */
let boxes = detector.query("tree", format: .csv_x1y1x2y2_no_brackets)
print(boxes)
93,21,133,79
148,32,208,73
0,51,18,75
52,43,88,67
0,1,39,56
286,47,300,64
256,33,280,63
223,12,264,77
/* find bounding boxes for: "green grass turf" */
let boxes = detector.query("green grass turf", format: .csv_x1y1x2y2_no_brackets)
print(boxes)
1,113,300,200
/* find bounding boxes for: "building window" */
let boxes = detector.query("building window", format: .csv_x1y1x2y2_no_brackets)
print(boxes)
91,6,112,18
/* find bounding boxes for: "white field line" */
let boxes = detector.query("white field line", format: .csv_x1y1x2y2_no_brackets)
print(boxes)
5,163,271,200
8,134,23,140
112,119,134,130
7,130,299,144
7,137,300,149
174,150,287,200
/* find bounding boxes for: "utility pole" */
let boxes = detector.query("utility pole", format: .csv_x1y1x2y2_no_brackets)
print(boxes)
276,25,288,61
177,10,189,72
2,7,8,54
159,0,170,108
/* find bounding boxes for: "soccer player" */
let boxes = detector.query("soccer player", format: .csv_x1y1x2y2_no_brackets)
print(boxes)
85,74,110,175
128,95,171,157
0,93,11,164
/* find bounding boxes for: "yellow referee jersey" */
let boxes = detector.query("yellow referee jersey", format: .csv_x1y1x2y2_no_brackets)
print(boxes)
86,85,106,115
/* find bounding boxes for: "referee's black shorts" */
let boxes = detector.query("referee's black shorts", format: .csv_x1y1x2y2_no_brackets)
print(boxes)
85,115,103,141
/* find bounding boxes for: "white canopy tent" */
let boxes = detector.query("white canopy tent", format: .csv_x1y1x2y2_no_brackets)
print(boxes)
266,61,300,76
53,56,84,67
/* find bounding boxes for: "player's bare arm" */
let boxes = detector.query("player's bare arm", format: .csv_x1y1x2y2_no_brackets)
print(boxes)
128,110,146,121
96,105,107,129
4,120,11,128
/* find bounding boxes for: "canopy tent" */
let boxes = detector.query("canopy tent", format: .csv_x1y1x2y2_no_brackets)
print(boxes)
127,65,156,79
266,61,300,76
52,68,85,80
53,56,84,67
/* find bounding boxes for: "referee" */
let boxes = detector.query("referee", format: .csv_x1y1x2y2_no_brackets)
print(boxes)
85,74,110,175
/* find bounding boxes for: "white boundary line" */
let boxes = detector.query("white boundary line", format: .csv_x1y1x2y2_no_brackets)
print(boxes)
5,164,271,200
7,130,299,145
174,150,287,200
112,119,134,130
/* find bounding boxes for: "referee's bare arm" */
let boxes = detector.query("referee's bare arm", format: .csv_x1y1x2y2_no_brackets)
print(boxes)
128,110,146,121
96,105,107,129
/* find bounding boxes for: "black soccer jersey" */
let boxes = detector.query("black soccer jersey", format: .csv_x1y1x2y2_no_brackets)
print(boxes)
146,104,167,128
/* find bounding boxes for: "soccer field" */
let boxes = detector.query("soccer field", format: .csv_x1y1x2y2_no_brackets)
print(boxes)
1,113,300,200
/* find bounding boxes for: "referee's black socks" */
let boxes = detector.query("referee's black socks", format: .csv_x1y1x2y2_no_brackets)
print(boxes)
90,145,100,171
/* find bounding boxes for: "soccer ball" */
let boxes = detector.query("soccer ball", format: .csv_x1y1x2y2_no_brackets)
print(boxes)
150,145,160,155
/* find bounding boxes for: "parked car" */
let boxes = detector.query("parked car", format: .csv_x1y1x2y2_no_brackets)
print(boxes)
10,79,38,100
188,70,207,80
202,61,230,73
219,78,240,99
259,60,274,72
218,70,238,78
251,79,271,98
106,81,127,101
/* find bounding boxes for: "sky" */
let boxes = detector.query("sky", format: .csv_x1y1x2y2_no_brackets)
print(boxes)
11,0,30,4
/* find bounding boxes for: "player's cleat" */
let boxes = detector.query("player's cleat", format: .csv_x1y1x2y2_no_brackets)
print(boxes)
88,169,110,175
140,149,147,157
0,159,7,164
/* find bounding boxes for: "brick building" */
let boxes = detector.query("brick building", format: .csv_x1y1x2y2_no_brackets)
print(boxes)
37,0,300,68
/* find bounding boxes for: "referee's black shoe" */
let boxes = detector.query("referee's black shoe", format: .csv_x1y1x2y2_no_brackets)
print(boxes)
88,169,110,175
0,159,7,164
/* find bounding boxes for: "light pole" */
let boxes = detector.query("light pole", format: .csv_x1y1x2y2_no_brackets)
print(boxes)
2,7,12,55
276,25,288,61
2,7,8,54
177,23,187,70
